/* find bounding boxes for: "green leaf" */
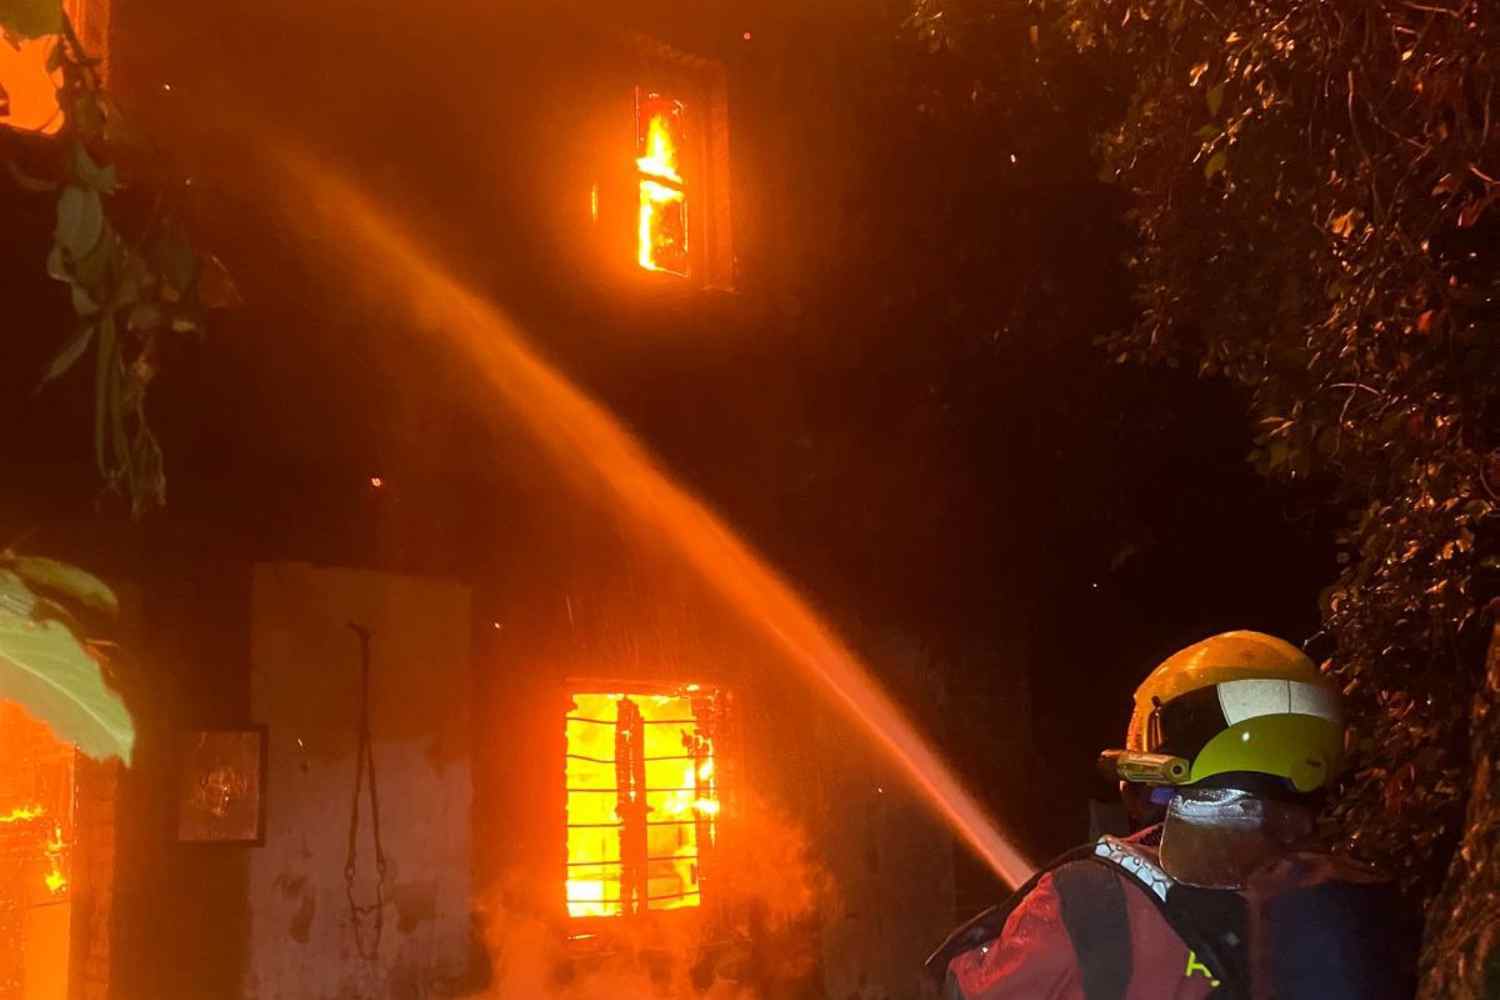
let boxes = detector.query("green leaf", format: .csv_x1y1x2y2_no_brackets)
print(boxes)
1206,82,1225,116
94,313,115,477
6,557,118,619
39,322,94,384
70,224,116,292
127,302,161,332
153,223,197,298
69,142,118,195
1196,125,1222,140
45,244,68,282
1204,149,1228,179
69,282,98,317
0,572,133,764
5,160,58,193
55,185,104,259
0,0,63,40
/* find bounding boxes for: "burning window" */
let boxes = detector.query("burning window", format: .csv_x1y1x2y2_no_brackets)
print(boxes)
0,701,77,998
636,91,689,277
565,687,721,918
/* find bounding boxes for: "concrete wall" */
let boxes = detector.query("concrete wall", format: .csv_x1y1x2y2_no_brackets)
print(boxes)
245,563,476,1000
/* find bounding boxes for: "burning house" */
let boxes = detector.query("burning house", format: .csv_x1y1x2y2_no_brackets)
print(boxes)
0,2,1032,999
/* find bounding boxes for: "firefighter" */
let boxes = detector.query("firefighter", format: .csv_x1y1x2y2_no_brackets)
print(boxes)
926,630,1417,999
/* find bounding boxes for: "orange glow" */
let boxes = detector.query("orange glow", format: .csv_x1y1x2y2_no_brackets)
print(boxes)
0,34,65,135
0,805,45,823
43,823,67,894
565,688,718,918
636,94,688,275
0,0,102,135
268,154,1035,890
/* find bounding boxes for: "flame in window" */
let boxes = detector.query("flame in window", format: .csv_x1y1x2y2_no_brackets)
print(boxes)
565,688,719,918
43,823,67,895
0,805,45,824
636,93,688,276
0,805,67,893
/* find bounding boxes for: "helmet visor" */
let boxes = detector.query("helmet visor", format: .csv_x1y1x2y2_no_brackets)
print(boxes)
1146,685,1229,760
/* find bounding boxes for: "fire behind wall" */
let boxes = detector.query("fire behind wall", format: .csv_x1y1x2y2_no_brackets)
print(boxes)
0,704,76,1000
0,701,119,1000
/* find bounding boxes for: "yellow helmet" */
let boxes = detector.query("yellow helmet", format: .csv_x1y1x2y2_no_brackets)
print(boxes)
1105,631,1344,794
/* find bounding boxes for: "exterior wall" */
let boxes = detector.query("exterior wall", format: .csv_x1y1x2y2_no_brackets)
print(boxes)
109,559,254,1000
815,737,956,1000
244,563,476,1000
72,758,119,1000
801,632,963,1000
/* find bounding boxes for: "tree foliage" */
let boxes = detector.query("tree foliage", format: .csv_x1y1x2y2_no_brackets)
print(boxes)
908,0,1500,911
2,2,238,515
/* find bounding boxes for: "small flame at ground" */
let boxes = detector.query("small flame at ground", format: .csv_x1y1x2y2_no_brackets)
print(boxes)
0,805,45,824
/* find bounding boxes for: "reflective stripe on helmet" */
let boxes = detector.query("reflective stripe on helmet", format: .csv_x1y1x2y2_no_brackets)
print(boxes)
1217,678,1341,728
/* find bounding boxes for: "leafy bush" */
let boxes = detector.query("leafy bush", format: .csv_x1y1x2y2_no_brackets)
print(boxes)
909,0,1500,905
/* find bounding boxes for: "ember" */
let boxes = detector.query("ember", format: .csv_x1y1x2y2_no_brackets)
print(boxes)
565,687,720,918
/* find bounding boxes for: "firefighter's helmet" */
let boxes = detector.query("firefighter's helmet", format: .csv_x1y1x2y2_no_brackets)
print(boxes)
1103,631,1344,794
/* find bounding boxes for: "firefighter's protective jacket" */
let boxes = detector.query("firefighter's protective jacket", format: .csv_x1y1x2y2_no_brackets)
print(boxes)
936,827,1415,1000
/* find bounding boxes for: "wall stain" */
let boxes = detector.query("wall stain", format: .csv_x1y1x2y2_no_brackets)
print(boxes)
289,892,316,944
390,880,438,933
273,872,308,899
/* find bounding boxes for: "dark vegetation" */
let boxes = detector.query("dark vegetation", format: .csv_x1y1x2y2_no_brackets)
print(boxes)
906,0,1500,991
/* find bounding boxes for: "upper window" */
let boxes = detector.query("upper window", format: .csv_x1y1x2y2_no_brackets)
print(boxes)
614,37,733,290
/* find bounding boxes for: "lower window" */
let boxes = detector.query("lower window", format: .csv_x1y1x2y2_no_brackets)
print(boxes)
565,686,721,918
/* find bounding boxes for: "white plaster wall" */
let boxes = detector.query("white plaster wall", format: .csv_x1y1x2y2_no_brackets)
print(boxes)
245,563,474,1000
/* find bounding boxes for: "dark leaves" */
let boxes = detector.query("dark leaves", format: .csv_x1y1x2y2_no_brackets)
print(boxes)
1016,0,1500,913
24,25,238,516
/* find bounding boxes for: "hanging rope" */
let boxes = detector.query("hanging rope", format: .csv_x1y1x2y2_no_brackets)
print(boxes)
345,623,388,961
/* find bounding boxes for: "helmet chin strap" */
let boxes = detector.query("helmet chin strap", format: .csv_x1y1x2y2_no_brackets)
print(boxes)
1158,787,1316,889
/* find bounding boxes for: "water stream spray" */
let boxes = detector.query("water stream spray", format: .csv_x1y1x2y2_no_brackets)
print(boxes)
272,154,1035,889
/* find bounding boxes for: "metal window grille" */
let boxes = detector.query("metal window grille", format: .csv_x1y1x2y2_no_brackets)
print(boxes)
564,688,721,918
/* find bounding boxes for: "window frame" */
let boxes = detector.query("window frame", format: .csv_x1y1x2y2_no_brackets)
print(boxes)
562,681,725,925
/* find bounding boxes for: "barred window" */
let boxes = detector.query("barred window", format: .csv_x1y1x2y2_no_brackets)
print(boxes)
564,687,722,918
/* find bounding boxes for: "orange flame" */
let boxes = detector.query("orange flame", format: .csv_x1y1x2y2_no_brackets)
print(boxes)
0,36,65,135
636,100,688,275
43,823,67,895
0,805,45,824
2,808,68,894
638,112,682,185
565,689,717,918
